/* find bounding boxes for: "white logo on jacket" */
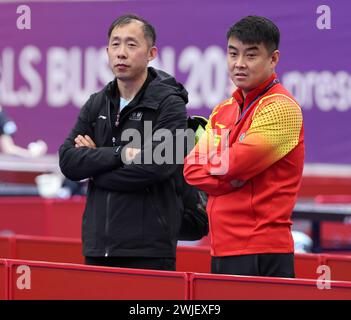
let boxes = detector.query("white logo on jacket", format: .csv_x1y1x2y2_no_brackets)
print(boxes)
129,112,143,121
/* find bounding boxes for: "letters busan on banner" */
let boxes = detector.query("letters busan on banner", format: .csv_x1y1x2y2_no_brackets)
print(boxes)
1,45,350,112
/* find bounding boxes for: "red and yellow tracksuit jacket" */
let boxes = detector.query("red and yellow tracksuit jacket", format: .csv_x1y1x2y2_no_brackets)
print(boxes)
184,73,305,256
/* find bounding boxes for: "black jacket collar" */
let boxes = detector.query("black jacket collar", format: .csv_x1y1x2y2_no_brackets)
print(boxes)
104,67,188,111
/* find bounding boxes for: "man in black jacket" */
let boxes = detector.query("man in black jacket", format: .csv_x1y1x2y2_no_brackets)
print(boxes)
59,14,187,270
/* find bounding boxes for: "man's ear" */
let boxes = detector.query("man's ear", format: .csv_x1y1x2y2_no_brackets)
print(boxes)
148,46,158,62
271,49,280,68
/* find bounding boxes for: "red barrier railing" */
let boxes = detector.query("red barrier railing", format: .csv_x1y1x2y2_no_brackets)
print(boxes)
2,258,351,300
323,254,351,281
294,253,323,279
189,273,351,300
7,259,189,300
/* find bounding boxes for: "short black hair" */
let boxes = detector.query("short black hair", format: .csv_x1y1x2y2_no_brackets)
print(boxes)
108,14,156,46
226,16,280,53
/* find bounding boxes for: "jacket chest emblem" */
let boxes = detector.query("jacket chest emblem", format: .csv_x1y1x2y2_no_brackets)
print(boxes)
129,112,143,121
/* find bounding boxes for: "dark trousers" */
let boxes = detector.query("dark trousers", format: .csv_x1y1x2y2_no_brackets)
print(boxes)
211,253,295,278
85,256,176,271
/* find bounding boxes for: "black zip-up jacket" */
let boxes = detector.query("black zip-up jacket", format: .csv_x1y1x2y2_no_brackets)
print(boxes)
59,68,188,258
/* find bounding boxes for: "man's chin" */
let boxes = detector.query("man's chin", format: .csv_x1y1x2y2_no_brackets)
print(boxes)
115,74,131,81
234,83,249,92
233,79,248,88
233,80,256,92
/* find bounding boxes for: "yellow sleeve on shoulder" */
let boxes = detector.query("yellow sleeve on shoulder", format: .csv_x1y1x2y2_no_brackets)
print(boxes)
247,94,303,159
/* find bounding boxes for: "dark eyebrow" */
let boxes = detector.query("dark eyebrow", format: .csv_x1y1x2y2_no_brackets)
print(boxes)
228,45,259,52
110,36,120,42
125,36,138,43
110,36,138,43
245,46,259,52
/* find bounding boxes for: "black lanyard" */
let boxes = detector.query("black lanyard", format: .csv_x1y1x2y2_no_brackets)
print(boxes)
236,78,280,124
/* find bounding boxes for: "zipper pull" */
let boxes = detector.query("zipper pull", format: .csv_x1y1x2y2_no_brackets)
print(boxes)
115,112,120,127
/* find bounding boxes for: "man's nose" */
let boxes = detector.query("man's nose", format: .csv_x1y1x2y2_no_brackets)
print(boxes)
235,55,246,68
117,44,127,58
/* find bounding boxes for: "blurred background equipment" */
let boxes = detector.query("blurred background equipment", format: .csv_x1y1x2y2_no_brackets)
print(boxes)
292,231,313,253
35,173,63,199
0,106,47,158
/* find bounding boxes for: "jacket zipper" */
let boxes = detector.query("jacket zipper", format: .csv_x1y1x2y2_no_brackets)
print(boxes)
104,98,157,256
109,100,153,146
106,97,113,134
105,97,112,257
105,192,111,257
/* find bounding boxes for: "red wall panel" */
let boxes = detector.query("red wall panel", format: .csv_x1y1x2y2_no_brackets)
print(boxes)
8,260,188,300
0,260,8,300
190,273,351,300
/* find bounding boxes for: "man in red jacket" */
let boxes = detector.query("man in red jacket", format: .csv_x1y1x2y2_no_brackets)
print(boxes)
184,16,304,277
